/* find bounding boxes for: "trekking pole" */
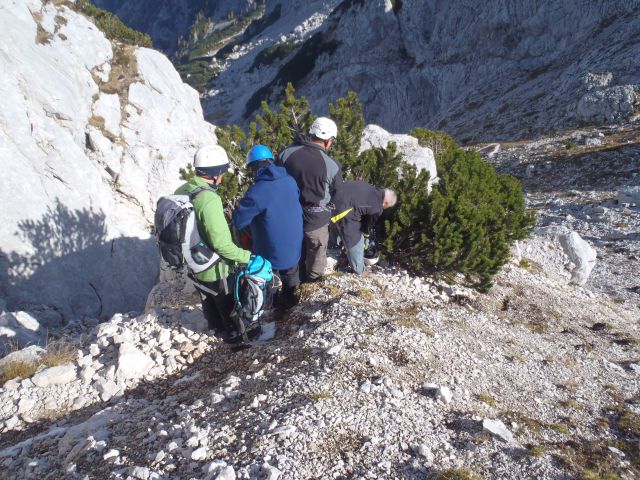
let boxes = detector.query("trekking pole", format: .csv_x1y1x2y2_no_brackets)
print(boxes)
231,271,252,352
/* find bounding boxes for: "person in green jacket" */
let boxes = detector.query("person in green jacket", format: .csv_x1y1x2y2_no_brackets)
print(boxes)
175,144,252,339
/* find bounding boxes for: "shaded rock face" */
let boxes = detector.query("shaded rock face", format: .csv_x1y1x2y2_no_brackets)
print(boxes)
0,0,217,321
93,0,255,55
198,0,640,142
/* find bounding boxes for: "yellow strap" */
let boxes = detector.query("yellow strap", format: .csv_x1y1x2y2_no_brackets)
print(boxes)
331,208,353,223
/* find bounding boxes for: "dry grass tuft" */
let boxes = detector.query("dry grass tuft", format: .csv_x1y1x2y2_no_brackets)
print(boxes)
98,45,138,103
0,360,39,384
42,339,77,367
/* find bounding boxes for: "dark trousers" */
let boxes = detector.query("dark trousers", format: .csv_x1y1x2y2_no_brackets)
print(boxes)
194,278,235,333
274,264,301,308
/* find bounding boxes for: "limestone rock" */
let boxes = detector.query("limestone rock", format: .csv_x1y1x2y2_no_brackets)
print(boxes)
0,0,217,320
262,463,282,480
0,346,45,373
482,418,515,443
558,231,597,285
215,466,236,480
577,85,638,124
617,186,640,205
115,343,154,382
360,124,437,188
0,312,45,353
31,364,77,388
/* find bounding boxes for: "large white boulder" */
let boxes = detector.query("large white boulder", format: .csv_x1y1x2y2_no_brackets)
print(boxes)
360,124,438,187
0,0,217,322
577,85,638,124
558,231,597,286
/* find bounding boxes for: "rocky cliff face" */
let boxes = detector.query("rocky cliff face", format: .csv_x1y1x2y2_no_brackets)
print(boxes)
93,0,256,55
200,0,640,142
0,0,217,323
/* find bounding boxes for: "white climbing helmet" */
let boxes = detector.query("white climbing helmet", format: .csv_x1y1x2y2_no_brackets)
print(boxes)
309,117,338,140
193,144,231,177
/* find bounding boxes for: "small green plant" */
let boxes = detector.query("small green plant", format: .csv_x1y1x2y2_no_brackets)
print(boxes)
528,445,547,457
435,468,482,480
477,393,496,407
391,303,433,336
519,258,531,269
353,288,374,301
558,399,582,410
550,422,571,434
308,390,331,401
76,0,152,47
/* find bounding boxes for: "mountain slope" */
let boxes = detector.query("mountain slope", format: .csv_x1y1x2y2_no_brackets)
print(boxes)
203,0,640,142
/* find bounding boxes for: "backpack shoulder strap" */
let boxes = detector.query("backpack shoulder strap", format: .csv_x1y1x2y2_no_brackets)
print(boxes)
188,185,216,201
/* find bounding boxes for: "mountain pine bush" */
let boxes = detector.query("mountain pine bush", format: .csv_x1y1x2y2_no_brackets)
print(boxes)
76,0,152,48
184,83,533,290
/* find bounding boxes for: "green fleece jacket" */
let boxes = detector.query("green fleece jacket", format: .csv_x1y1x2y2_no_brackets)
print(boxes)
175,176,251,282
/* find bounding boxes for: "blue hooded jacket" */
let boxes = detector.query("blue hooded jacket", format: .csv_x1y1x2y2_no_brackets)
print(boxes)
233,163,303,270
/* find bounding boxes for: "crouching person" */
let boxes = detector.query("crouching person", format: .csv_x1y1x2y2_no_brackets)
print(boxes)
175,145,253,339
233,145,304,308
331,181,397,274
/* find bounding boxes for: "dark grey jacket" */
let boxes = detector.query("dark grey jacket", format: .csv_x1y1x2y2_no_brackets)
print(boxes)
331,181,384,249
278,137,342,231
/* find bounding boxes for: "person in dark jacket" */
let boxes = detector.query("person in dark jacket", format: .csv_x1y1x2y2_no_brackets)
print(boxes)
233,145,304,307
331,181,397,274
277,117,342,282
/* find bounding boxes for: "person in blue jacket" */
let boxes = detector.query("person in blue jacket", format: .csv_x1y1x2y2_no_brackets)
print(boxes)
233,145,304,308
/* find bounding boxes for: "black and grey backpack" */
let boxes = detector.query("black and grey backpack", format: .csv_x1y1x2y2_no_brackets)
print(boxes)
154,187,220,272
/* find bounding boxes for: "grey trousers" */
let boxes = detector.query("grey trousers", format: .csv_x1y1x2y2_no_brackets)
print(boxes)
303,225,329,281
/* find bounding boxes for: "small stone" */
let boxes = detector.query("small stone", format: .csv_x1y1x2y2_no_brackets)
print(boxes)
186,436,200,448
5,416,19,430
95,379,120,402
103,449,120,460
437,386,453,404
271,425,296,438
608,446,625,457
359,380,372,394
262,462,282,480
191,446,208,461
129,466,151,480
326,345,341,356
80,366,96,383
3,378,21,391
115,343,154,382
482,418,515,443
215,466,236,480
89,344,100,357
414,444,434,462
18,397,35,415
